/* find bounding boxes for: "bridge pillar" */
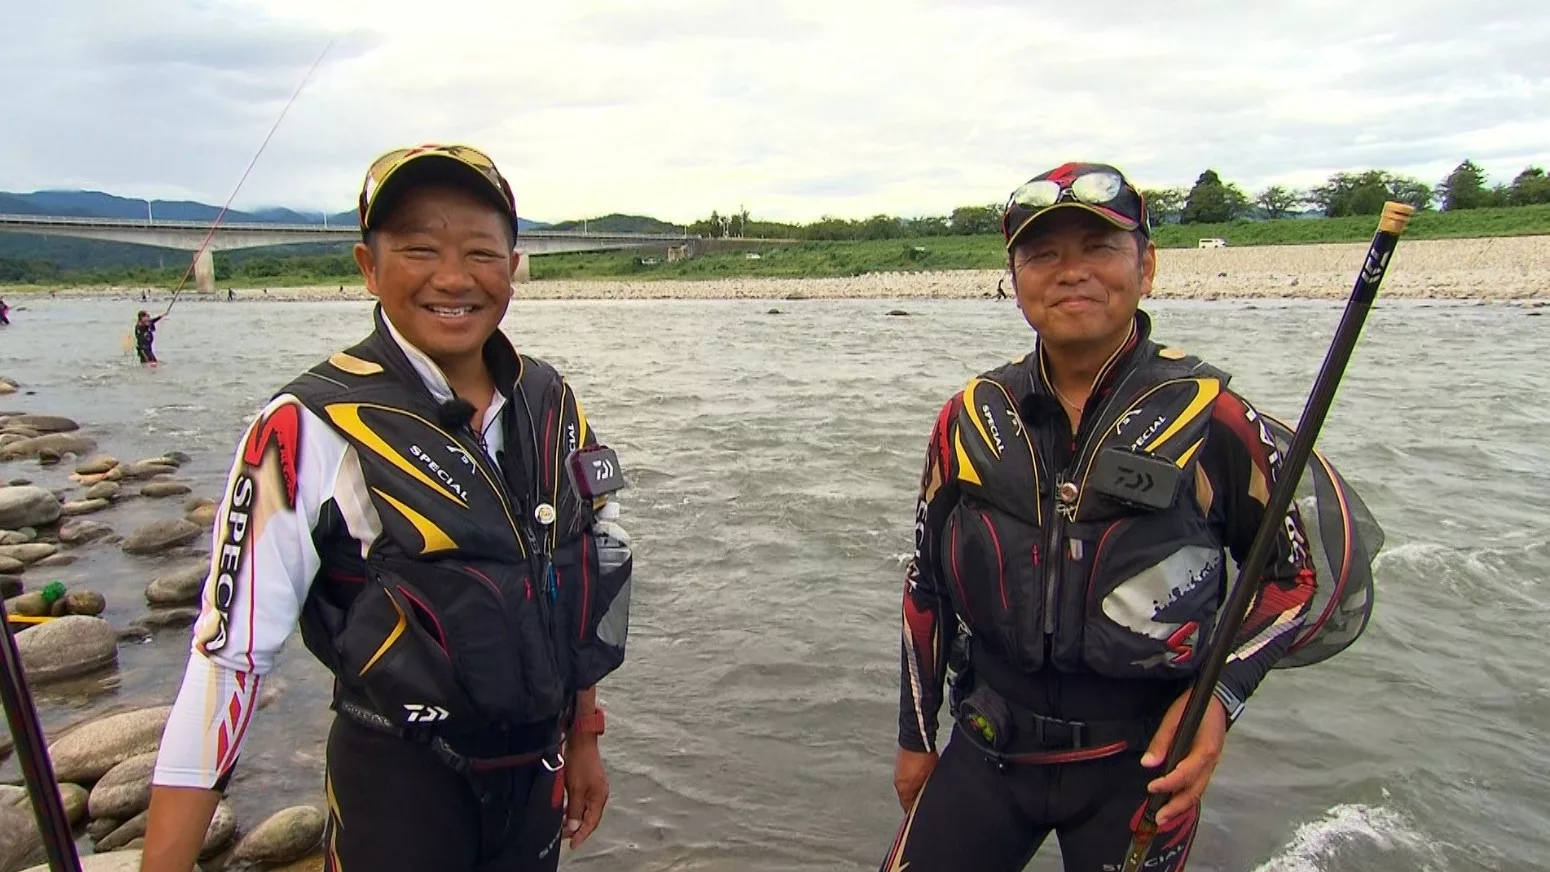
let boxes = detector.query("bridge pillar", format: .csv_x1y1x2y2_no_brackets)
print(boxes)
513,253,531,284
194,248,215,294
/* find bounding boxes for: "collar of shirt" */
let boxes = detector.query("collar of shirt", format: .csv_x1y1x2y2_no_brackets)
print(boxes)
380,312,507,461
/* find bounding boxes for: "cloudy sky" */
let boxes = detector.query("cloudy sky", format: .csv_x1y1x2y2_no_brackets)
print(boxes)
2,0,1545,223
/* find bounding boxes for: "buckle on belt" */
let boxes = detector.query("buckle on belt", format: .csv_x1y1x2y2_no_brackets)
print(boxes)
1029,712,1087,749
431,737,473,774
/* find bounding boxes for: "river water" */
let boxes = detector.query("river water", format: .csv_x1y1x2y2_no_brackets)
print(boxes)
0,294,1545,871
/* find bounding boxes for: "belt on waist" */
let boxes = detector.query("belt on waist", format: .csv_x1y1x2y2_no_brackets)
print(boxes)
956,681,1161,765
334,695,564,776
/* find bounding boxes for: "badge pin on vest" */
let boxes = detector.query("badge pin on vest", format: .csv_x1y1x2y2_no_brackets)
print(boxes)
535,503,557,526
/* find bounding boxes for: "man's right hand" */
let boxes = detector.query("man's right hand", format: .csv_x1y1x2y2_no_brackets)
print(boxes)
893,748,939,811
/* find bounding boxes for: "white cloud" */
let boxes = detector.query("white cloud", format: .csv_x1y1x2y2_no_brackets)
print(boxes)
1,0,1545,223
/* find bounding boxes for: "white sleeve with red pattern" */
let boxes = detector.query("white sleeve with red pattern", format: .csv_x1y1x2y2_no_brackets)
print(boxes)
151,654,265,788
153,394,347,789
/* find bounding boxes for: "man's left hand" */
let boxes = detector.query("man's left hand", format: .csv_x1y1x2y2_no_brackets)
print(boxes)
1140,690,1228,828
563,734,609,849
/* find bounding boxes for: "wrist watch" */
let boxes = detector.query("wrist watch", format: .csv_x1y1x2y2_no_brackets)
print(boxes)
572,706,606,737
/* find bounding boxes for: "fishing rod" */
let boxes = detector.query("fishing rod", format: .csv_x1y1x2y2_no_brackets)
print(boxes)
161,37,336,316
1120,201,1417,872
0,598,78,872
0,43,337,872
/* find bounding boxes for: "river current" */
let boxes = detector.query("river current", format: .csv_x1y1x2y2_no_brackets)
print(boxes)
0,294,1545,871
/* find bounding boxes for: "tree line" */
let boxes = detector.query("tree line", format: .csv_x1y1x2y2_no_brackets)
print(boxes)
1147,160,1550,224
4,159,1547,284
687,159,1550,240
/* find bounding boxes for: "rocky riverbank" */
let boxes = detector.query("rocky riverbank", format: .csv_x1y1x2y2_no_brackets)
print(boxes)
8,234,1550,303
0,385,328,872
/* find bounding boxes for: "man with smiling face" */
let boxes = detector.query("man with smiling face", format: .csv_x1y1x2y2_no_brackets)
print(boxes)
880,163,1318,871
139,145,634,872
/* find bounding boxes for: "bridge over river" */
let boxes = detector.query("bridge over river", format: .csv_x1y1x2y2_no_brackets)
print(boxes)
0,213,786,289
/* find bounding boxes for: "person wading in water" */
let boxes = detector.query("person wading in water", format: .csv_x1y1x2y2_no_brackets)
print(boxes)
134,310,166,365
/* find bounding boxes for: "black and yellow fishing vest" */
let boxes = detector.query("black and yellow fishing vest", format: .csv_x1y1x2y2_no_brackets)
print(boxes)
289,307,622,736
944,339,1233,682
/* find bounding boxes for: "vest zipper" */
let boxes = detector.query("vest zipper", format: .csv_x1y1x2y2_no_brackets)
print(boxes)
1044,476,1075,637
1040,366,1141,649
452,423,561,655
451,423,537,561
441,414,554,629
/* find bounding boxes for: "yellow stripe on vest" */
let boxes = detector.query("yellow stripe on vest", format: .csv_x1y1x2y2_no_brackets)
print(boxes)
328,352,385,376
374,487,458,555
358,591,408,676
953,430,983,486
1175,436,1206,469
325,403,466,507
1142,379,1220,453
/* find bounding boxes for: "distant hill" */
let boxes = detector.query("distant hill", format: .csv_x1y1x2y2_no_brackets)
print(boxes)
0,188,561,271
0,189,551,231
546,213,683,235
0,189,355,225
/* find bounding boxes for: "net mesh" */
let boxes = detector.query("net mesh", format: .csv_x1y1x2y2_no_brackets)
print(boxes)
1262,414,1384,669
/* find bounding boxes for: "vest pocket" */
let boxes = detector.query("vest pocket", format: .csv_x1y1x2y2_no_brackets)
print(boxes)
945,500,1045,673
335,573,474,726
336,560,567,730
1081,514,1224,679
551,532,632,690
428,560,568,727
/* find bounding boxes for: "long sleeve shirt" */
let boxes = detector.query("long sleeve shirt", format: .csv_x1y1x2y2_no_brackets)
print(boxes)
153,316,621,789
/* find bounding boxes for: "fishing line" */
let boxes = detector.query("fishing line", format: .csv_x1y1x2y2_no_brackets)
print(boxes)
163,37,337,316
123,37,334,360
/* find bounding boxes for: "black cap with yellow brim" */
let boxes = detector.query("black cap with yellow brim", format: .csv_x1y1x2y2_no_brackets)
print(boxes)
357,144,520,241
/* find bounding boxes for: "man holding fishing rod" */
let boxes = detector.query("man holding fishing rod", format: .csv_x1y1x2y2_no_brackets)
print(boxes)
136,143,634,872
133,309,168,365
879,162,1385,871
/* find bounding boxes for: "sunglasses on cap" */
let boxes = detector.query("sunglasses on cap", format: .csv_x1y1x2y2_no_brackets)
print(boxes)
1002,163,1149,249
358,143,519,237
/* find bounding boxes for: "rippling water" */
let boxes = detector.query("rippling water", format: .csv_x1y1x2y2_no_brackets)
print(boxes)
0,294,1545,871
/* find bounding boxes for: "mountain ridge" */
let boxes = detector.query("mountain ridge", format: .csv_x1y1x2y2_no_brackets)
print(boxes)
0,189,553,231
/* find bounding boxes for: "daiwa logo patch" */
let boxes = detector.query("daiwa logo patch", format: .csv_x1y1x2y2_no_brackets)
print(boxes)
403,703,450,723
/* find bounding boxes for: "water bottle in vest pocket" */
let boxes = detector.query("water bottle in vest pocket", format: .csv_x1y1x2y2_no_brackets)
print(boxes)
551,523,633,691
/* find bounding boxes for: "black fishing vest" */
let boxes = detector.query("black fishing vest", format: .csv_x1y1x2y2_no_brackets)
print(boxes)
290,310,589,735
943,340,1232,682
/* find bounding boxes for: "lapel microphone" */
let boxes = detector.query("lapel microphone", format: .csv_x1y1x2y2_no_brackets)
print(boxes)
437,397,477,430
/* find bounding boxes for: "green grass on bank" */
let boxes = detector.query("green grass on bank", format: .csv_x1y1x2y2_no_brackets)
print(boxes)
534,203,1550,281
5,203,1549,290
533,235,998,281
